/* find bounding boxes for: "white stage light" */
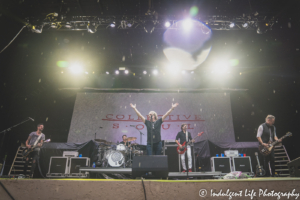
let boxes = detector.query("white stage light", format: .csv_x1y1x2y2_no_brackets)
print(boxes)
229,23,235,28
153,70,158,75
143,71,147,74
110,23,116,28
125,70,129,74
106,71,109,74
183,19,193,30
115,70,119,74
165,21,171,28
181,70,186,74
69,63,83,74
191,71,194,74
242,22,248,28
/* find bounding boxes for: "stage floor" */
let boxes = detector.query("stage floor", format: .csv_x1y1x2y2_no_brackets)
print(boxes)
1,177,300,200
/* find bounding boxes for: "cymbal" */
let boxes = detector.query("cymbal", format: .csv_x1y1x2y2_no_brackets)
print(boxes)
95,139,116,145
125,137,137,142
95,139,107,143
130,143,138,146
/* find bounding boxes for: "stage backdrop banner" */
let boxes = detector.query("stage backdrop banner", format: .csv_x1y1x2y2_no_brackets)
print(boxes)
67,93,239,145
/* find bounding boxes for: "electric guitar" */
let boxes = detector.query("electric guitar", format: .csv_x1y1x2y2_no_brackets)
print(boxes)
255,152,265,176
22,139,51,158
258,132,292,156
177,132,204,154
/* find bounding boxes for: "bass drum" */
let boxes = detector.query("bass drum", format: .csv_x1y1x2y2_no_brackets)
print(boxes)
104,150,124,167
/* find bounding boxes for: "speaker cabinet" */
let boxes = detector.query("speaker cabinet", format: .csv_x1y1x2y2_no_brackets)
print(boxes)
163,145,180,172
132,155,168,179
232,157,253,173
47,157,68,177
288,157,300,177
69,157,90,174
211,157,231,173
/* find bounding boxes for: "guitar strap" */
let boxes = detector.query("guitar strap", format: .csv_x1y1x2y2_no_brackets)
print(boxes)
33,133,43,146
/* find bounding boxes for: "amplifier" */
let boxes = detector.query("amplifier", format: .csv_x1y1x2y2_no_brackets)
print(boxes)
211,157,231,173
287,157,300,177
63,151,78,157
232,157,253,173
46,157,69,178
224,150,239,157
68,157,90,178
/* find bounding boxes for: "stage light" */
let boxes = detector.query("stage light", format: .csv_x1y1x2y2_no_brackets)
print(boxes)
87,23,97,33
265,23,269,26
127,23,132,28
181,70,186,74
85,72,88,74
153,70,158,75
110,22,116,28
143,71,147,74
183,19,193,30
191,71,194,74
242,22,249,28
257,27,262,34
125,70,129,74
229,23,235,28
115,70,119,74
69,63,83,74
106,71,109,74
32,25,43,33
61,71,63,74
165,21,171,28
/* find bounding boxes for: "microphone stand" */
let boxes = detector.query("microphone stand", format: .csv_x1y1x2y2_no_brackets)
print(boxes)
0,118,33,162
130,126,144,145
150,116,154,155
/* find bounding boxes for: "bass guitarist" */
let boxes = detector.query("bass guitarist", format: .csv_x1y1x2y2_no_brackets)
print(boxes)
23,123,45,178
256,115,281,177
175,124,195,172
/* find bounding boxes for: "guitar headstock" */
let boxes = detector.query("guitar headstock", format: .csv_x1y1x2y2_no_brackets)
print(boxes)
198,132,204,137
44,139,51,143
286,132,292,137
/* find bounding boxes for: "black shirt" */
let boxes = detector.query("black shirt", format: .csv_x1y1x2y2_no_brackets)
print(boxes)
145,118,163,143
176,131,192,145
120,141,131,146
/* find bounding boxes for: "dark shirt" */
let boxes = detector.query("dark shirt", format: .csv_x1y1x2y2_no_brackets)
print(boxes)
176,131,192,145
120,141,131,146
145,118,163,143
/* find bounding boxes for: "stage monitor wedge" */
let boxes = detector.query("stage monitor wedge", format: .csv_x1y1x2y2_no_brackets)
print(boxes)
132,155,168,179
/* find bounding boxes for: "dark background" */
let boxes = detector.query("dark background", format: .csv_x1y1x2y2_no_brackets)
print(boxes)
0,0,300,174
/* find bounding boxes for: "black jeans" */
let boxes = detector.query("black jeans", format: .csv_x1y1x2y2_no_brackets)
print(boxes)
263,149,275,177
24,150,39,176
146,141,162,155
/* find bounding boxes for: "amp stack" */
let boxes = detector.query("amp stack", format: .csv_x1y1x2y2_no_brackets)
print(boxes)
46,151,90,178
211,150,253,175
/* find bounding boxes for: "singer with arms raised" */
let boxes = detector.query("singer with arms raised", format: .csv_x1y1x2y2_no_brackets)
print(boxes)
130,103,179,155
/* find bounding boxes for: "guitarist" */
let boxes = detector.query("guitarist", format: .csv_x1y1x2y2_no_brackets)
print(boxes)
256,115,281,177
175,124,195,172
23,123,45,178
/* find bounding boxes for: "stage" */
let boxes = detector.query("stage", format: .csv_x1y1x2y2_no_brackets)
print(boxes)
0,177,300,200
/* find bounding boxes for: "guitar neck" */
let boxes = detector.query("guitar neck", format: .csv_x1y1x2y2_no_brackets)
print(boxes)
185,134,199,146
271,135,287,146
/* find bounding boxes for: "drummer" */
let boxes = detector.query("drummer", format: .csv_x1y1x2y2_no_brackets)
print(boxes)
120,135,131,147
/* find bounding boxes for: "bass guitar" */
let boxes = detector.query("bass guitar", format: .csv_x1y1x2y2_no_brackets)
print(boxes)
177,132,203,154
258,132,292,156
22,139,51,158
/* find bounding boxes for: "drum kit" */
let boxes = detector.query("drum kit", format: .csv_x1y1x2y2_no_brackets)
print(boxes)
94,137,143,168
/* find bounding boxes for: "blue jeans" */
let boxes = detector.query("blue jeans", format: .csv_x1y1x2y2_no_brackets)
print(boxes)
147,141,162,155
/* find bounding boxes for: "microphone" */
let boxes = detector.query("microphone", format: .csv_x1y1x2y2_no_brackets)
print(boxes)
130,125,135,127
28,117,35,121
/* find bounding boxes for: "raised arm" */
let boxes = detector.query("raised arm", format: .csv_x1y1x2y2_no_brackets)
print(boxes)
130,103,146,123
162,103,179,122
